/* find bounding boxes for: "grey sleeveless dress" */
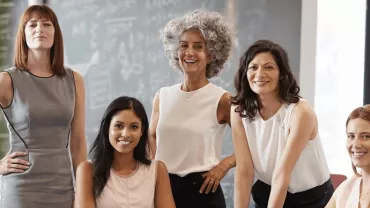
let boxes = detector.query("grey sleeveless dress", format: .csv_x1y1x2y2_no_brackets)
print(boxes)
0,67,75,208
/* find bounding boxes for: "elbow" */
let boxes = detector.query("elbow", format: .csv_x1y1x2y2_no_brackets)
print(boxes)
236,164,254,181
271,171,290,188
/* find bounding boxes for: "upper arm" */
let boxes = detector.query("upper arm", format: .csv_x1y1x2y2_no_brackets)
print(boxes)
217,92,232,125
70,71,86,140
154,161,175,208
231,105,254,174
273,102,316,180
75,160,95,208
149,91,160,145
325,196,336,208
70,71,87,168
0,72,13,108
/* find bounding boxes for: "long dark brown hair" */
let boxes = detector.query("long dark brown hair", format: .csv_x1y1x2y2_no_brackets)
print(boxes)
231,40,300,120
89,96,151,197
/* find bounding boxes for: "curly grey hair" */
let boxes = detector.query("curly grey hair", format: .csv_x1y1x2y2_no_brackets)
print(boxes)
160,9,235,78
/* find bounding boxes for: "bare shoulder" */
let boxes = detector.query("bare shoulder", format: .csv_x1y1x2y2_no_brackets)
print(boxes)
72,70,84,84
156,160,168,174
77,160,93,175
0,72,12,87
219,91,231,106
291,100,316,118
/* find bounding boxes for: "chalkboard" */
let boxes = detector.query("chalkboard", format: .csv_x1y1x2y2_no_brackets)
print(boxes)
49,0,302,207
0,0,28,157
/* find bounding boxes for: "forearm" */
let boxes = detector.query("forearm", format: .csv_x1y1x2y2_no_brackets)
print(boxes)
149,137,156,160
234,168,254,208
267,176,289,208
70,139,87,174
221,153,236,169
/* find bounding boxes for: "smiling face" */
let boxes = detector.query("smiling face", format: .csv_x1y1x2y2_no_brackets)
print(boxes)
177,28,210,78
24,12,55,51
109,109,142,155
346,118,370,170
246,52,280,97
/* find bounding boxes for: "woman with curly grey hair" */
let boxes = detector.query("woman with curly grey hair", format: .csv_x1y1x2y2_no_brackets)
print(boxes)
149,9,235,208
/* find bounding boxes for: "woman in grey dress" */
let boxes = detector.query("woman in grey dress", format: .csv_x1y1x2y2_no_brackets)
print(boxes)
0,5,87,208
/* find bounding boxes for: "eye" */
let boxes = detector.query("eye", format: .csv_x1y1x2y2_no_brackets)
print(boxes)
194,44,203,50
266,65,274,70
115,124,123,129
131,124,139,130
28,24,36,27
248,65,257,70
347,135,355,140
362,135,370,140
180,44,188,49
44,23,52,26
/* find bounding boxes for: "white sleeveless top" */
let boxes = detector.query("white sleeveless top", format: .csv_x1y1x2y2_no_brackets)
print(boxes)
96,161,157,208
155,83,227,176
242,100,330,193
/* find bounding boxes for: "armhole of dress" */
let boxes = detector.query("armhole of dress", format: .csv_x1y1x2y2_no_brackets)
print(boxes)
213,90,228,126
1,71,15,109
284,102,299,138
154,160,159,187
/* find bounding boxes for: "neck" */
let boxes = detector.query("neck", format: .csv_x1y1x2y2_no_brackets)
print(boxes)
182,74,209,92
112,152,137,172
27,49,52,74
257,93,282,119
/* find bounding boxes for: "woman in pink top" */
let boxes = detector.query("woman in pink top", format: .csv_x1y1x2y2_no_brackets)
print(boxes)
74,96,175,208
326,105,370,208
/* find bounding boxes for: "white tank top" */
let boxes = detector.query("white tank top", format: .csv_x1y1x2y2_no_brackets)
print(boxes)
155,83,227,176
242,100,330,193
96,161,157,208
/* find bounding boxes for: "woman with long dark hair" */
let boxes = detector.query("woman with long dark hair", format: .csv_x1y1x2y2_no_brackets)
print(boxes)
231,40,334,207
75,96,175,208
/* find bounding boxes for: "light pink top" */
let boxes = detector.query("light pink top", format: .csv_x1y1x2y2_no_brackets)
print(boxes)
333,175,361,208
96,161,157,208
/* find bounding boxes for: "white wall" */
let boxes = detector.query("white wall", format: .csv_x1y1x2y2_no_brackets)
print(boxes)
300,0,366,177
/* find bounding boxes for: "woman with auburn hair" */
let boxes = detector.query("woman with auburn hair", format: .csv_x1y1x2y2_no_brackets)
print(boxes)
231,40,333,207
326,105,370,208
0,5,86,208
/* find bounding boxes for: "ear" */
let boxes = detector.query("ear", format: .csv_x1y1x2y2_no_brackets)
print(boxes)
207,54,212,64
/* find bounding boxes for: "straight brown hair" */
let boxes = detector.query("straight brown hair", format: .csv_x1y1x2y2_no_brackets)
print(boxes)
14,5,65,76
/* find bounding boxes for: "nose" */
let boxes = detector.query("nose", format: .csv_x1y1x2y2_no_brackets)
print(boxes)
185,47,194,56
121,128,130,138
35,24,43,34
255,66,265,77
351,136,364,148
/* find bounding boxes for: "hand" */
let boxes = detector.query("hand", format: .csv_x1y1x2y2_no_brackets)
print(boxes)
199,161,230,194
0,152,30,175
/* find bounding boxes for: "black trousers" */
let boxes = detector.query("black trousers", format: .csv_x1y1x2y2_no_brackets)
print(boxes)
169,172,226,208
252,179,334,208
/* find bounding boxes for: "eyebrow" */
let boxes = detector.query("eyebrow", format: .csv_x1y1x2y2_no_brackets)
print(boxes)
28,19,51,23
179,41,205,44
249,62,276,65
114,120,140,124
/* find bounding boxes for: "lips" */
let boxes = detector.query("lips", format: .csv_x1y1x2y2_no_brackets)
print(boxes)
352,151,367,158
118,139,132,146
184,59,197,64
253,81,270,86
